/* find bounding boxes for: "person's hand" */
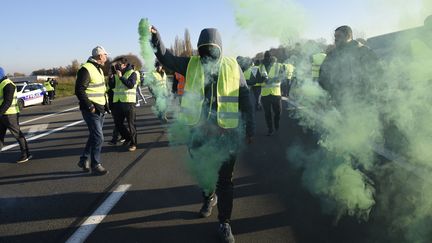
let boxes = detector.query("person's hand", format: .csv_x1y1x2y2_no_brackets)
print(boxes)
89,106,96,113
150,25,157,34
116,70,122,77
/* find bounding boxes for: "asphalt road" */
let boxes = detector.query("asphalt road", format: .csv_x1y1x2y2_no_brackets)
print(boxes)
0,95,369,243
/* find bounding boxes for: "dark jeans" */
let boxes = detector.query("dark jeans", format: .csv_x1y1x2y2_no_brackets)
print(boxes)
261,95,282,132
215,155,236,223
0,114,29,155
112,103,137,146
251,86,262,110
80,110,105,167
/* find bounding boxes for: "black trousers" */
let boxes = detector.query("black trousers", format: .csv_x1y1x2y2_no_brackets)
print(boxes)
215,155,236,223
0,114,29,155
261,95,282,132
251,86,262,110
112,103,137,146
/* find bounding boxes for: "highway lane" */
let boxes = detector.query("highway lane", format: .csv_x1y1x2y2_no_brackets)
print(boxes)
0,96,368,243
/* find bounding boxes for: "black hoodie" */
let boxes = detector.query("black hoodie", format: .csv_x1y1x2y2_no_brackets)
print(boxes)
152,28,255,137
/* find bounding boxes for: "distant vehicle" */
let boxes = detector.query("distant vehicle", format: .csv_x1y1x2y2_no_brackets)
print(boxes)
15,81,48,109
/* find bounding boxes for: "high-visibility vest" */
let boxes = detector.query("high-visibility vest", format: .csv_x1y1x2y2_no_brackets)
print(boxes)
410,38,432,81
285,63,295,80
44,80,54,91
260,63,282,96
113,69,139,103
81,62,106,105
0,79,19,115
180,56,240,129
312,52,326,79
152,71,167,85
175,72,185,96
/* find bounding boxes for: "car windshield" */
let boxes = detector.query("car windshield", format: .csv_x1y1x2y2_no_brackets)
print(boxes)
16,85,24,92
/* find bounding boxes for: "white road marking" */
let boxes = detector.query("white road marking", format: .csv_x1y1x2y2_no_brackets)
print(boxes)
20,106,79,125
65,184,132,243
1,120,84,151
21,123,49,137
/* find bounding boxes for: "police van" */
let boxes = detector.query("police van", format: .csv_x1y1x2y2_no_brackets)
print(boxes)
15,81,48,109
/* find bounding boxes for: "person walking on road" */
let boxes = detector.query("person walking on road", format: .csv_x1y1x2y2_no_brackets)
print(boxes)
0,67,32,163
151,26,255,243
75,46,109,175
108,57,139,152
257,51,284,136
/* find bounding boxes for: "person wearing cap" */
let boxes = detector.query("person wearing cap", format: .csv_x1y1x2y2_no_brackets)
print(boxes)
75,46,109,176
0,67,32,163
151,26,255,243
108,57,139,151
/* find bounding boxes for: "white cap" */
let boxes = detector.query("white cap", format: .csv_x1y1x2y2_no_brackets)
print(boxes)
92,45,109,57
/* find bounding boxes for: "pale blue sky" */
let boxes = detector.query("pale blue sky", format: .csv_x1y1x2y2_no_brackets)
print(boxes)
0,0,429,75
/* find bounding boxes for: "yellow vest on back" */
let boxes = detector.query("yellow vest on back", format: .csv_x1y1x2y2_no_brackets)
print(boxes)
0,79,19,115
81,62,106,105
113,69,139,103
44,80,54,91
180,56,240,129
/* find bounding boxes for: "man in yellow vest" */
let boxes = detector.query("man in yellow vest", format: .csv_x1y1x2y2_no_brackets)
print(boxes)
151,26,255,243
108,57,139,152
311,51,326,82
151,61,169,123
75,46,109,176
0,67,32,163
258,51,283,136
44,78,55,101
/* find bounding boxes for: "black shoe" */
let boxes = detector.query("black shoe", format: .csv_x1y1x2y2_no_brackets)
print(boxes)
199,194,218,218
108,140,117,146
218,223,235,243
92,164,108,176
16,153,32,163
122,139,131,147
267,130,274,136
77,160,90,172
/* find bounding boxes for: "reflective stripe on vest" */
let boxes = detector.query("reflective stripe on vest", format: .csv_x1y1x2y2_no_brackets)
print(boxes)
44,81,54,91
113,70,139,103
81,62,106,105
180,56,240,129
312,53,326,79
260,63,282,96
0,79,19,115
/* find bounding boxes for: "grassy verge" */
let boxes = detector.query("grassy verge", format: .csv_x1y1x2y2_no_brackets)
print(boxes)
55,76,75,98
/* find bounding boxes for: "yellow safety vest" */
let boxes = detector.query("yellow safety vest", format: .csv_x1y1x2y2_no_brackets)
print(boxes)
312,52,326,79
180,56,240,129
152,71,167,87
260,63,282,96
0,79,19,115
44,80,54,91
113,69,139,103
81,62,106,105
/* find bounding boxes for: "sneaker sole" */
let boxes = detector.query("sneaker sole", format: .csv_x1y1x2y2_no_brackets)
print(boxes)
17,155,33,163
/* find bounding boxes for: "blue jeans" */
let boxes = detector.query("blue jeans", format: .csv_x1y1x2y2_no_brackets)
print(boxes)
80,110,105,167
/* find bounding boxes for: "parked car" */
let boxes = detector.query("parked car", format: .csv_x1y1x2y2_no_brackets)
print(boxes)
15,81,48,109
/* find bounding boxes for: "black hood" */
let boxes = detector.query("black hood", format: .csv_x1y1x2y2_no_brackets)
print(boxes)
197,28,222,50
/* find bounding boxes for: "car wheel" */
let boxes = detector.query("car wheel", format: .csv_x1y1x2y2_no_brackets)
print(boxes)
18,99,24,110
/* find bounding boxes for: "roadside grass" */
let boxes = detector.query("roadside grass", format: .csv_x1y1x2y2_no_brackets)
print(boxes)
55,76,75,98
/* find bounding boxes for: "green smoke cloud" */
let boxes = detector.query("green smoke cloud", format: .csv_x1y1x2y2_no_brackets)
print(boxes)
229,0,307,44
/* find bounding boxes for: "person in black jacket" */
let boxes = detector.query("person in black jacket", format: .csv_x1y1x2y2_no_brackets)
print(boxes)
0,67,32,163
75,46,109,176
108,57,138,151
151,26,255,243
